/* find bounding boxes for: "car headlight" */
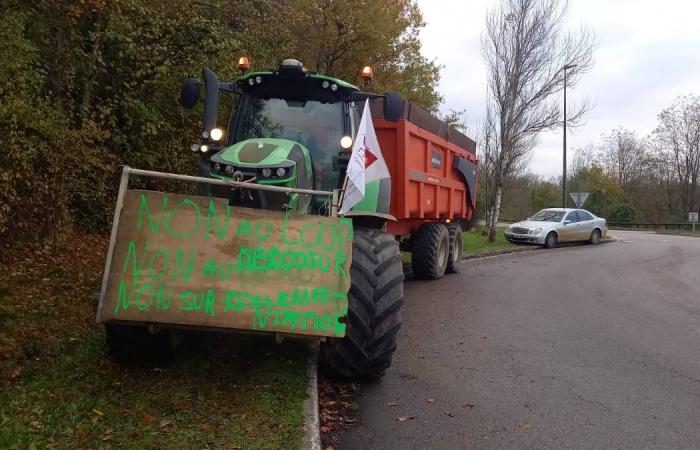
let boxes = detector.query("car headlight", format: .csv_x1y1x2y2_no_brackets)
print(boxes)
530,228,543,235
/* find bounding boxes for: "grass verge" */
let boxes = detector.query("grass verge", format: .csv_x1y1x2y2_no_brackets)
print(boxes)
0,233,308,449
462,226,520,255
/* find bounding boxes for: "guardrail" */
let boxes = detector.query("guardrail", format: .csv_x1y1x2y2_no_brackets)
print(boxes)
608,222,697,231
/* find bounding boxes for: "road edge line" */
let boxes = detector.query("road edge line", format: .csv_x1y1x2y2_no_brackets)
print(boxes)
302,341,321,450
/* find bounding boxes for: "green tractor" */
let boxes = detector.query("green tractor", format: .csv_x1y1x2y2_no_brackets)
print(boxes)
178,59,404,379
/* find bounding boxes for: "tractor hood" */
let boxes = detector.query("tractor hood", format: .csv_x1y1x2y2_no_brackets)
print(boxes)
209,138,313,184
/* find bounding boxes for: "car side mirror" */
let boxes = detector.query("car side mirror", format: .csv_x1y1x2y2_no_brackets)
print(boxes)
179,77,201,109
383,92,403,122
564,220,572,225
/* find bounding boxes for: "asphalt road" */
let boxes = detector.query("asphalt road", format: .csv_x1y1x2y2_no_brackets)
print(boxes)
340,231,700,449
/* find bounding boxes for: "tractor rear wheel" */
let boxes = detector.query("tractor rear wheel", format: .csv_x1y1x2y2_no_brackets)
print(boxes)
446,223,464,273
411,222,450,279
320,228,404,380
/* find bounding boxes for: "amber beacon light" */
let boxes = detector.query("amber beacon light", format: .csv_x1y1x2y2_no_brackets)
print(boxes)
360,65,374,80
237,56,250,73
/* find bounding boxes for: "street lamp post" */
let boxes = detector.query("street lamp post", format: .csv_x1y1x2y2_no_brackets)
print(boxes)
562,63,577,208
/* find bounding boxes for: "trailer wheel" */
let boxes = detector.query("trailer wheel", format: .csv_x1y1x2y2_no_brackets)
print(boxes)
411,222,450,279
446,223,464,273
105,324,179,359
320,228,404,380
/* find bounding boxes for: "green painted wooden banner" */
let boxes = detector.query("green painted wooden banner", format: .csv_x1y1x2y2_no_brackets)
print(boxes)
98,190,352,338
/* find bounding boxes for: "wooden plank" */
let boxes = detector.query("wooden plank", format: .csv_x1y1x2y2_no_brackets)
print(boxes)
98,190,352,338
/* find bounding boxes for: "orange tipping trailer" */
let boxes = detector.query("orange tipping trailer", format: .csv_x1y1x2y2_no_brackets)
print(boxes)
369,99,479,279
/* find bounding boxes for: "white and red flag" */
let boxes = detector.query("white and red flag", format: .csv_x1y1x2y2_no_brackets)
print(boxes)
339,100,390,214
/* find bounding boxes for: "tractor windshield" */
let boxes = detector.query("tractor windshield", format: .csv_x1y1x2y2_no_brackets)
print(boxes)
235,96,346,190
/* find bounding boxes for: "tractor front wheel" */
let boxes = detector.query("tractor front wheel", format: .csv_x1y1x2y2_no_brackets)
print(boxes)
105,323,180,360
320,228,404,380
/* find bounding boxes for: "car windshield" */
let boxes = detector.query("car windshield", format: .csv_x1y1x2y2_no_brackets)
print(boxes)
530,210,565,222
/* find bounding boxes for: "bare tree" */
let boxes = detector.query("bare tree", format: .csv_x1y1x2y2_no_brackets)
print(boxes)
481,0,595,241
599,127,645,187
653,95,700,213
477,103,507,229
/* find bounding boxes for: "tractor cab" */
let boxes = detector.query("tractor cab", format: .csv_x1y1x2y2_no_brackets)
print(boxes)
179,58,401,214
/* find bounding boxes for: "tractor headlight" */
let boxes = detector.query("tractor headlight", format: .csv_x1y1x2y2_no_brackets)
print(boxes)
202,131,209,139
200,145,209,153
340,136,353,149
261,168,272,178
276,167,287,177
210,128,223,141
225,165,235,176
190,144,200,152
214,163,221,172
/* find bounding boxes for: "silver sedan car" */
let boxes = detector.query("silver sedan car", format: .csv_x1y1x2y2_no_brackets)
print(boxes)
505,208,608,248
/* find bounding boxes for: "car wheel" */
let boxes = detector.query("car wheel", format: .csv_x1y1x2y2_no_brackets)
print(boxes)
589,228,601,245
544,232,558,249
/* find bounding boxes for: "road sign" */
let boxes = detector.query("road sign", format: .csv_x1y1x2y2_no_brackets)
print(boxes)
569,192,589,208
689,212,698,222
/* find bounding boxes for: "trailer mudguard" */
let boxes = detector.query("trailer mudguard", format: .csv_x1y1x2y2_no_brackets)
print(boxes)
453,156,478,210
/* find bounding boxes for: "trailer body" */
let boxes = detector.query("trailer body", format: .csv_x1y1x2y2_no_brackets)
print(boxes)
370,101,478,236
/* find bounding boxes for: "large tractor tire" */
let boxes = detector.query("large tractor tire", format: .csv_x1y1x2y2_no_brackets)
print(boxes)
446,223,464,274
411,222,450,279
320,228,404,380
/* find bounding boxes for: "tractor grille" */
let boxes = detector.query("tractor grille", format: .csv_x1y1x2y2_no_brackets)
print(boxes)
512,227,529,234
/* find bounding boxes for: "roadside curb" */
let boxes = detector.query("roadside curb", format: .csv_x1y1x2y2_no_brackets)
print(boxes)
461,246,540,260
461,237,617,260
302,341,322,450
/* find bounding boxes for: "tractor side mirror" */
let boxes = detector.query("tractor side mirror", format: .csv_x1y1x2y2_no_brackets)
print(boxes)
179,77,201,109
383,92,403,122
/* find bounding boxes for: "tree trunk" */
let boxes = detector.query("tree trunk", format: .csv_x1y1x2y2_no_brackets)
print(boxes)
488,185,503,242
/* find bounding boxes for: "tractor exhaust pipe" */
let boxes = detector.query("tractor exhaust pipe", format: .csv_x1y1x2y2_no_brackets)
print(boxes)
202,68,219,135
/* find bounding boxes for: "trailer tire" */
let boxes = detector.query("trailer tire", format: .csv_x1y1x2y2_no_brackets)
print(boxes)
105,324,178,359
411,222,450,279
446,223,463,273
320,228,404,380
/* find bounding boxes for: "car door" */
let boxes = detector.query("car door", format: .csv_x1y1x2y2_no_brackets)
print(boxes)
560,211,579,242
576,210,595,240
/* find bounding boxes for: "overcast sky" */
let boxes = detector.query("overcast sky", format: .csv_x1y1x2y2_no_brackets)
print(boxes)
416,0,700,178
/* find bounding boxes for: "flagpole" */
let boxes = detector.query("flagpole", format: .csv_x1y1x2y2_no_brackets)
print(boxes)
337,171,349,214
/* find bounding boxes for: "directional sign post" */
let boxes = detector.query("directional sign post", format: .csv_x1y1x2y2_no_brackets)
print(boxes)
569,192,590,208
689,212,698,232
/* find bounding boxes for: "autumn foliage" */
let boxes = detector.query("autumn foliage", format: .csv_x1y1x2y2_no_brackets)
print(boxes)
0,0,442,250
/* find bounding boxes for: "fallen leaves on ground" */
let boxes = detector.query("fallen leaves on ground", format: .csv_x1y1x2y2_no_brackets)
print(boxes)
319,375,360,449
